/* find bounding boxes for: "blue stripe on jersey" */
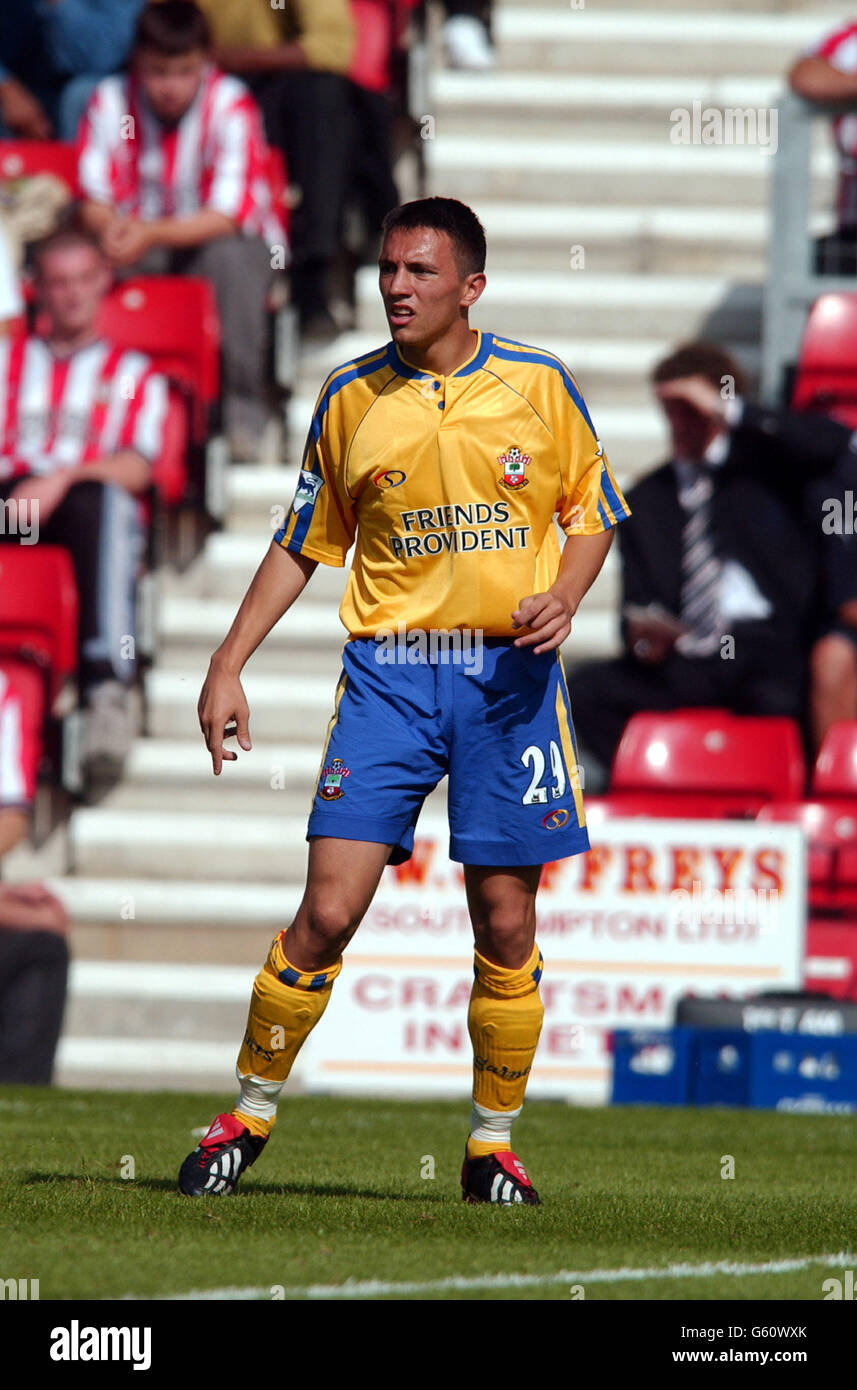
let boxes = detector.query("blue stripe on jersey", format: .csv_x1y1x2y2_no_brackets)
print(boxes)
281,346,388,552
599,459,630,520
310,346,391,441
597,496,610,528
490,337,599,440
387,332,495,380
453,331,494,377
288,445,326,551
385,341,423,381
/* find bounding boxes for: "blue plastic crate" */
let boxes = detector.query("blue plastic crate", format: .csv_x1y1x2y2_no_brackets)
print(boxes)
611,1028,693,1106
747,1032,857,1113
689,1028,753,1107
611,1027,857,1111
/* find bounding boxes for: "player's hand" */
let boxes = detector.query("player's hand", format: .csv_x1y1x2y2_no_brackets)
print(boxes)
512,591,574,653
654,374,727,424
198,657,252,775
626,616,676,665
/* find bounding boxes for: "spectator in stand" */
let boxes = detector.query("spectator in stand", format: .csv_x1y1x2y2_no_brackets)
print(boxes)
341,0,405,308
0,884,69,1084
0,223,167,797
441,1,494,71
789,20,857,274
0,0,144,143
0,670,35,859
77,1,286,460
0,669,68,1086
0,221,23,333
568,343,857,786
197,0,355,342
806,464,857,749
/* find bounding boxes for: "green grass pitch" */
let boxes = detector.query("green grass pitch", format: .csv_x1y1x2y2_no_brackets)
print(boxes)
2,1087,856,1301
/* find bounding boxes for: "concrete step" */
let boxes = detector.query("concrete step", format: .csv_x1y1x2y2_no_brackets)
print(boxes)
69,807,313,880
431,71,784,127
67,770,460,880
58,878,302,945
434,69,789,109
535,0,840,10
490,8,836,73
424,135,831,206
187,531,350,602
63,960,254,1042
53,1035,247,1092
97,737,443,816
145,666,343,740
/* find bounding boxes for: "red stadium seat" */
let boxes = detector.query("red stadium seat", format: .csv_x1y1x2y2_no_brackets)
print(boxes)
0,656,46,800
812,721,857,797
0,546,78,706
266,146,291,244
608,710,806,817
805,919,857,1000
148,386,190,508
95,276,220,444
757,800,857,912
791,292,857,427
0,140,79,195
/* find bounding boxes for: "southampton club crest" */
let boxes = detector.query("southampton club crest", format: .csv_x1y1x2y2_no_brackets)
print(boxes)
319,757,350,800
498,444,531,490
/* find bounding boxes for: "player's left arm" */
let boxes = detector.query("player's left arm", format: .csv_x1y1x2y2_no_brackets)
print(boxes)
513,529,615,653
513,366,631,653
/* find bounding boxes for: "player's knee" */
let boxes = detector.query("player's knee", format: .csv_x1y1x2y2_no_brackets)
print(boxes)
301,895,361,954
473,905,536,969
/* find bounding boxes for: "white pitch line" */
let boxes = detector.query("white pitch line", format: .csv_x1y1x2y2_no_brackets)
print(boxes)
155,1252,856,1301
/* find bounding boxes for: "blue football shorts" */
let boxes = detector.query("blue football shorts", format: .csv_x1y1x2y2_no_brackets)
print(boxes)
306,635,591,866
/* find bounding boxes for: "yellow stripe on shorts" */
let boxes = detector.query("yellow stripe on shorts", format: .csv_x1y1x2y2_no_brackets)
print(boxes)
555,660,586,829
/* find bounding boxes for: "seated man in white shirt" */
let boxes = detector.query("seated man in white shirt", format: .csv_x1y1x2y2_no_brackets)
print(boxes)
0,224,166,797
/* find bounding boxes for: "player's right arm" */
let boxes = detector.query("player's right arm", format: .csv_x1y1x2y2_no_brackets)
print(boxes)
199,544,318,774
200,368,356,773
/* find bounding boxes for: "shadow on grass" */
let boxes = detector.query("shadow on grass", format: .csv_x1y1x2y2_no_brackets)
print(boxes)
23,1172,446,1202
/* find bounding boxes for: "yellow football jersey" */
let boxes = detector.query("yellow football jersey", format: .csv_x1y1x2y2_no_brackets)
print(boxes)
274,330,631,637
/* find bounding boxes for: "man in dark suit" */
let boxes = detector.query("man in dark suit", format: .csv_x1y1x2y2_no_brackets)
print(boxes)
568,341,857,782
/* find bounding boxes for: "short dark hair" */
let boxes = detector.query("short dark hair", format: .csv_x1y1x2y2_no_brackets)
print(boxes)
133,0,211,56
381,197,486,277
652,341,747,398
31,222,106,275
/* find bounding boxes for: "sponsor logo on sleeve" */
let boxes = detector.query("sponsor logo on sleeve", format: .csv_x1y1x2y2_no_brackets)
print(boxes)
293,470,324,512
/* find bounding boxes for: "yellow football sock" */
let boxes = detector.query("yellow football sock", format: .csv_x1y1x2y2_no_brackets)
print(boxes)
466,942,544,1160
232,931,342,1131
233,1109,274,1140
